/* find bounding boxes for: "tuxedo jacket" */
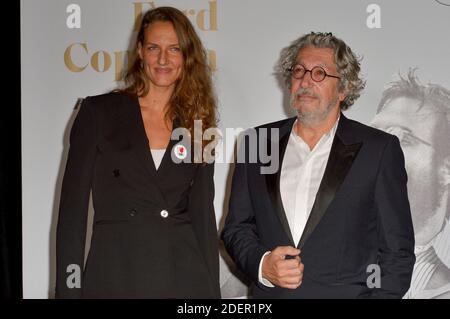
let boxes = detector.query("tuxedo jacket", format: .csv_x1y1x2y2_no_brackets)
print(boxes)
222,114,415,298
56,92,220,299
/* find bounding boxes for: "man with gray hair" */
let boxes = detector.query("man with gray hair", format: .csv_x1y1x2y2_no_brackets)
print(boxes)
222,32,415,298
371,70,450,298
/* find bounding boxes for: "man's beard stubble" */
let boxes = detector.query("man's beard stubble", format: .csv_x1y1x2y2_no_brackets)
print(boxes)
290,87,338,127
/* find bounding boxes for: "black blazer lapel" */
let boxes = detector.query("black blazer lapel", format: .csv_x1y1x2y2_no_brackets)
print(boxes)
265,117,297,246
298,116,362,249
123,94,168,204
152,118,183,175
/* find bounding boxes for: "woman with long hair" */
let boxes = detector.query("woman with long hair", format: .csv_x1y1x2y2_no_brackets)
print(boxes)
55,7,220,298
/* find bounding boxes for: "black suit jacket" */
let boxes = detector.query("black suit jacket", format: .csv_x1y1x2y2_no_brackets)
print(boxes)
222,114,415,298
56,92,220,298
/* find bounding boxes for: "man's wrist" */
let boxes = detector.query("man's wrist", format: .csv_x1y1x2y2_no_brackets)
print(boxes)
258,251,275,288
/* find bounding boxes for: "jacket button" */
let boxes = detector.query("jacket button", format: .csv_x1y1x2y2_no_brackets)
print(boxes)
130,209,137,217
160,210,169,218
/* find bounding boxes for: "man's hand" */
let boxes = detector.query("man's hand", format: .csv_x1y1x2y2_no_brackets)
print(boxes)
261,246,304,289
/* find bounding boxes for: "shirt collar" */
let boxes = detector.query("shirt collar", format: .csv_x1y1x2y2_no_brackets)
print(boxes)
291,115,341,146
415,218,450,268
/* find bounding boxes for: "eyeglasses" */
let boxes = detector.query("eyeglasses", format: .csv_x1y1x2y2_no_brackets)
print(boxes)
290,64,341,82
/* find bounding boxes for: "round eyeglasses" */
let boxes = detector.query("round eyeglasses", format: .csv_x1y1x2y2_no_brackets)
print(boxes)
290,65,341,82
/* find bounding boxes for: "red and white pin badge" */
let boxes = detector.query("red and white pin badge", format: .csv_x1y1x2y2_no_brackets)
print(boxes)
174,144,188,160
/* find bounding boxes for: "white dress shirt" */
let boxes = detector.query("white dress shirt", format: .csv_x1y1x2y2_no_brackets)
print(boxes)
403,219,450,299
150,149,166,170
258,117,340,287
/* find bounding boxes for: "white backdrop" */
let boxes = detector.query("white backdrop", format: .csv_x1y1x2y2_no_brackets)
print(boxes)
21,0,450,298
